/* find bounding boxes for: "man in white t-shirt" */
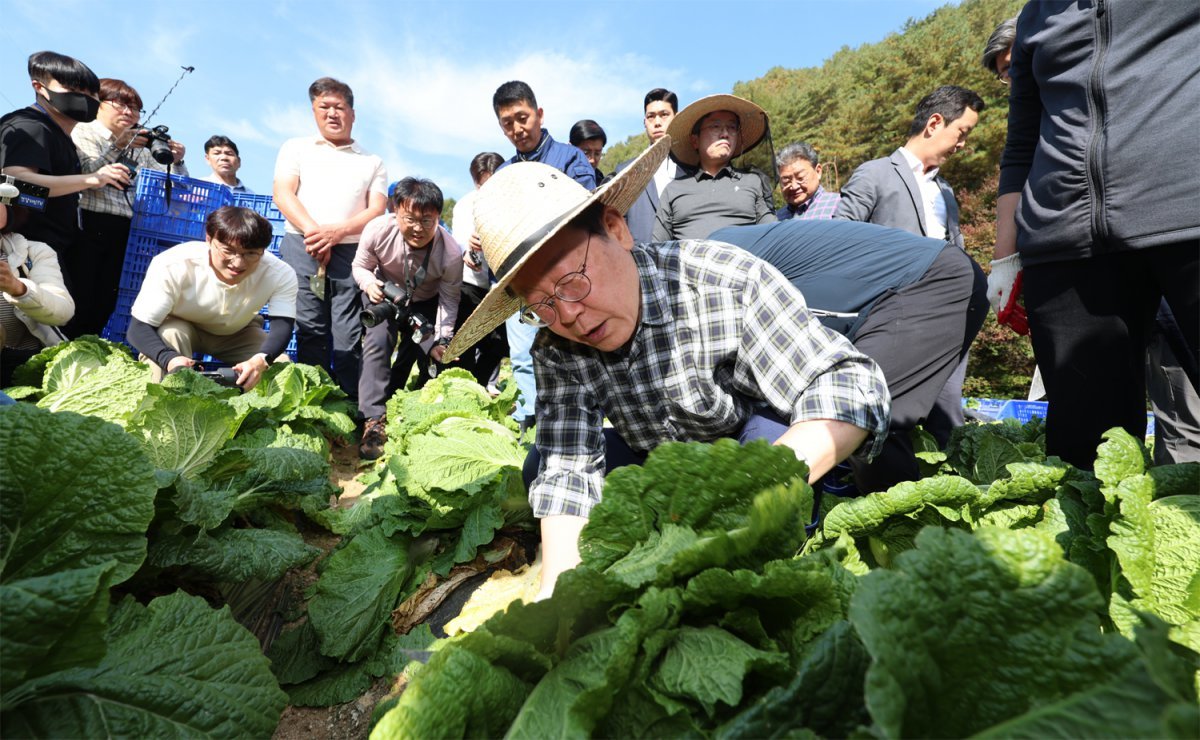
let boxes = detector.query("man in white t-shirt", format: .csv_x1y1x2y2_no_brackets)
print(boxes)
272,77,387,402
127,206,297,390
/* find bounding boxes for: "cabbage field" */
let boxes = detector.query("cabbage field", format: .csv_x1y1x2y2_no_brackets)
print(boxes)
1,338,1197,739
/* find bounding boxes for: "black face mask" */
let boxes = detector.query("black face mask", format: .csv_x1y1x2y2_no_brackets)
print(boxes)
44,89,99,123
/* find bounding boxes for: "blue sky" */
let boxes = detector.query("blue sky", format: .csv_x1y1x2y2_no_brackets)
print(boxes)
2,0,952,200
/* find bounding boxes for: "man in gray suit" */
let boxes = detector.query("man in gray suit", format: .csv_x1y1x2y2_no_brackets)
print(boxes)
836,85,988,446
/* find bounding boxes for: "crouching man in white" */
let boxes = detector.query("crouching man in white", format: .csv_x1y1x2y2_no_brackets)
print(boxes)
127,206,297,389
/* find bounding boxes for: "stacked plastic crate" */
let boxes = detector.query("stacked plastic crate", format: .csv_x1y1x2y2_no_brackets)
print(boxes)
101,170,296,359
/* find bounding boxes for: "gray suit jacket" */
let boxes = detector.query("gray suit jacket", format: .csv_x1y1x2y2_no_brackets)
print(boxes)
834,148,963,250
617,153,690,244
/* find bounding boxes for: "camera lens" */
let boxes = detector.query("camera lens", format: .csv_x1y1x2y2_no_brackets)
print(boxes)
359,301,397,329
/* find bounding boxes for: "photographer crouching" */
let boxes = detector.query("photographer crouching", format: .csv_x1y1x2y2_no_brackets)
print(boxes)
353,177,462,459
126,206,297,390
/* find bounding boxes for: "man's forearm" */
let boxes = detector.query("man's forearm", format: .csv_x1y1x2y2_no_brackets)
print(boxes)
334,202,387,240
537,514,588,600
271,185,318,234
774,419,868,483
3,166,97,198
994,192,1021,261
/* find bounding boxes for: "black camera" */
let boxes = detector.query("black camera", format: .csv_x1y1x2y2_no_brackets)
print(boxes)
360,281,410,329
198,367,239,387
139,125,175,165
408,311,434,344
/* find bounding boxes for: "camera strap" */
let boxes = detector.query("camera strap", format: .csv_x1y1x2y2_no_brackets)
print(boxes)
404,241,434,295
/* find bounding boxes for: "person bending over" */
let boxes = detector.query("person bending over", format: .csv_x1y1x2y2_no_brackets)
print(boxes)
445,139,889,599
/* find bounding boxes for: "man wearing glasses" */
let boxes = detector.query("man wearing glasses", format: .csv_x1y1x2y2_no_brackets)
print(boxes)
445,140,889,599
352,178,462,459
69,78,187,339
127,206,297,390
652,94,776,241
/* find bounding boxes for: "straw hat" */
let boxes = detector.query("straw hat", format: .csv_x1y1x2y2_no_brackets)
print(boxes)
666,94,769,167
444,135,670,362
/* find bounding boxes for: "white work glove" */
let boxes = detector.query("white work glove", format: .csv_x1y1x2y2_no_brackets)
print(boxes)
986,254,1021,314
987,253,1028,335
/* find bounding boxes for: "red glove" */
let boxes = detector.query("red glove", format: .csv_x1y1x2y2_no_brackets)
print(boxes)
997,271,1029,335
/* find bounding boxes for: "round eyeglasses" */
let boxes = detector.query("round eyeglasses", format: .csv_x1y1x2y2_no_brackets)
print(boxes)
518,234,593,327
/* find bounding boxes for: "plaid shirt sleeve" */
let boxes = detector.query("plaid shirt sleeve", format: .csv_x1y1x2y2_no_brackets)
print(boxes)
527,346,608,517
74,122,188,217
732,256,890,457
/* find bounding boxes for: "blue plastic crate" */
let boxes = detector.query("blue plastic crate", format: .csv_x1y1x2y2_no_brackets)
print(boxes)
231,192,286,235
131,169,232,241
102,287,139,347
119,230,183,292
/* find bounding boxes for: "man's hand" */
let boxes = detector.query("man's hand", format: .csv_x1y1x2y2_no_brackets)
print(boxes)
232,354,269,390
987,253,1028,335
168,140,186,164
87,163,131,190
0,260,27,297
166,355,196,373
365,279,385,304
303,224,347,257
465,233,484,271
429,344,448,363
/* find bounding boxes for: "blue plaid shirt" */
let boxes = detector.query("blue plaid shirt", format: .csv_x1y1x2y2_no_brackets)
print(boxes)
776,186,841,221
528,240,890,517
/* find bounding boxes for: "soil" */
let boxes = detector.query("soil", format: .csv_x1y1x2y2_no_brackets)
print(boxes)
268,437,531,739
269,444,379,740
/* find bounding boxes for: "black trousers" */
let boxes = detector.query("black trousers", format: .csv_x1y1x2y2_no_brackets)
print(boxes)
279,234,362,401
63,210,131,339
848,245,986,492
1024,241,1199,469
357,295,439,419
453,283,508,387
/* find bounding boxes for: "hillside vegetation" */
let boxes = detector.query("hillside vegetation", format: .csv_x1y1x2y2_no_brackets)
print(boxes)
603,0,1031,398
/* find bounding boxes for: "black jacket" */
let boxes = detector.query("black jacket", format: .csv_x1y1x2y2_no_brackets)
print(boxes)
998,0,1200,265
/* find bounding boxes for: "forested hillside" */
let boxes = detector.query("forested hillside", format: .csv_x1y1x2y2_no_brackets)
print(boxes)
603,0,1031,398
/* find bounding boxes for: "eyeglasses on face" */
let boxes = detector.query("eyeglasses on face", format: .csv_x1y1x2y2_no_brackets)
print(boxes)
700,121,740,136
519,234,593,327
104,99,144,115
400,212,438,230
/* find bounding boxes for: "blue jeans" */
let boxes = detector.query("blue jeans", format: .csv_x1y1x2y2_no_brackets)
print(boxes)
506,313,538,422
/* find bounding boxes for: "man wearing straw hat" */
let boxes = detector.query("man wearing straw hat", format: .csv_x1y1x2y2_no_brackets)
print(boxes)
446,138,889,599
651,94,776,242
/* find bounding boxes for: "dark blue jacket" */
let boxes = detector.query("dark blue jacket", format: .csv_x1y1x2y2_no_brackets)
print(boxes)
711,219,945,336
502,129,596,191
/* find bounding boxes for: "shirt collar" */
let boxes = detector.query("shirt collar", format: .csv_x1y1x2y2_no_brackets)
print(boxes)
693,164,738,182
789,186,825,215
516,129,551,162
633,246,672,328
313,135,362,153
899,146,938,180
